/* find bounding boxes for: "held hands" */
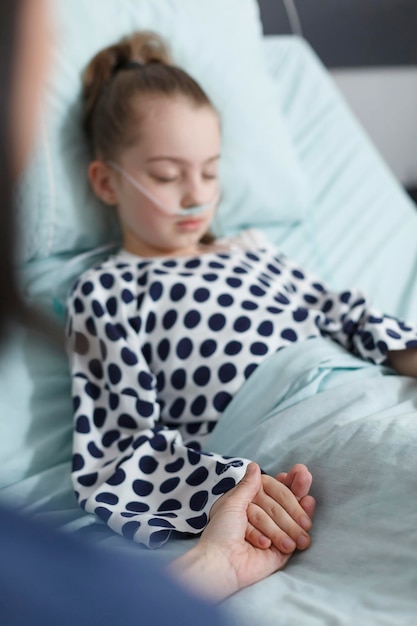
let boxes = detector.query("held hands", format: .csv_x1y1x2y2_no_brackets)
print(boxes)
210,463,315,555
247,464,315,552
172,463,315,602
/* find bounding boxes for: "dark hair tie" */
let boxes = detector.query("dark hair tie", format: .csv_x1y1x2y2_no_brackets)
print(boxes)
114,60,143,73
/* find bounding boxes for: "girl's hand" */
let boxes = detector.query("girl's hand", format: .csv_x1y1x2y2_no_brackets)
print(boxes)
244,464,315,552
173,463,306,601
387,348,417,378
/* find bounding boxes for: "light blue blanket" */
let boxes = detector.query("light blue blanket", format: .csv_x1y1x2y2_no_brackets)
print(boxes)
206,337,417,625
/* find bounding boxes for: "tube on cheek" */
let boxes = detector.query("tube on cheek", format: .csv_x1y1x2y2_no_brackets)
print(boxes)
108,161,218,217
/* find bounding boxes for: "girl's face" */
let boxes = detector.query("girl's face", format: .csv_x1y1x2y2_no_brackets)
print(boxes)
92,96,221,258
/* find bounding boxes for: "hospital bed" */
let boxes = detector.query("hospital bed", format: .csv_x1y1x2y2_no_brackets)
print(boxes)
1,1,417,624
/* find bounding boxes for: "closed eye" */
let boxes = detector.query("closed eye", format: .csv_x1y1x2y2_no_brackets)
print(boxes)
153,174,217,183
152,176,178,183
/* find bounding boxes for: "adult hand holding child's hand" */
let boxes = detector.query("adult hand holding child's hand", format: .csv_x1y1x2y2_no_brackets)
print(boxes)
174,463,314,601
244,463,315,553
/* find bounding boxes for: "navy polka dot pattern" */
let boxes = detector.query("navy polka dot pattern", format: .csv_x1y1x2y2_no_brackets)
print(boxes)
66,229,417,548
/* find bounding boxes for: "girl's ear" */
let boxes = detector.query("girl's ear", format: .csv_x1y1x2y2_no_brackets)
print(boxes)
88,161,119,206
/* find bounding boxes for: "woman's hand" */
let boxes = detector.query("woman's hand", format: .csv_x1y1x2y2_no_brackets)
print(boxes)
171,463,315,602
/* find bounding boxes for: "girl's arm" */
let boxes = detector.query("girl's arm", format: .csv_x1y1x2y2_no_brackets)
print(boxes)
273,250,417,369
67,278,251,549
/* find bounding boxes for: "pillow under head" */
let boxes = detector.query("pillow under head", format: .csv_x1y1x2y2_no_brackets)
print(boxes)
17,0,308,263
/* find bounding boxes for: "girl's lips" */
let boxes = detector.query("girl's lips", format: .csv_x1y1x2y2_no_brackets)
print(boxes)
176,218,203,231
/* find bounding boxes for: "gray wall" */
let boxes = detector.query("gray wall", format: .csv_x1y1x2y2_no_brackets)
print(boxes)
258,1,417,188
257,0,417,66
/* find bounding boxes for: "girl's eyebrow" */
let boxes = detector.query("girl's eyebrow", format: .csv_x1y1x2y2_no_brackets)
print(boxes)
146,155,220,164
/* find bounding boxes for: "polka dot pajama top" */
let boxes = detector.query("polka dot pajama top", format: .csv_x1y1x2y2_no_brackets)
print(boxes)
66,229,417,548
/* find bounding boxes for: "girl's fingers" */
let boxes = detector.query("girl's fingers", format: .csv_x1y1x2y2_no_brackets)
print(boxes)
276,464,312,500
248,502,310,553
299,494,316,520
257,476,313,534
276,472,288,484
245,521,272,550
288,465,313,500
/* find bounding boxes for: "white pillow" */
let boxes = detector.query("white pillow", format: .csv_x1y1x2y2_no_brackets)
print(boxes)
17,0,308,262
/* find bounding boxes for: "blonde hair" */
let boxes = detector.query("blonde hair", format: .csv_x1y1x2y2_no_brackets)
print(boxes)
82,31,215,160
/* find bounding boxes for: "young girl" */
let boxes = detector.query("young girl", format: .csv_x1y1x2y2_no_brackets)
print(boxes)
67,31,417,551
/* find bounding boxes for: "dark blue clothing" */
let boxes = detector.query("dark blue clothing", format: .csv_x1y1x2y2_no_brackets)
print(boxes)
0,504,230,626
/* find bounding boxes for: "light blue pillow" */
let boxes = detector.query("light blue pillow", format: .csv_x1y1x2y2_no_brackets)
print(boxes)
16,0,308,263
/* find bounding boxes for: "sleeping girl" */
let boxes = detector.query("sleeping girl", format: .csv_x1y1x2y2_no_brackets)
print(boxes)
66,31,417,551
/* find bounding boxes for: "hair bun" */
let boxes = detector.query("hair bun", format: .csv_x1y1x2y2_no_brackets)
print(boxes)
126,31,171,66
113,60,143,74
82,30,213,160
83,31,172,137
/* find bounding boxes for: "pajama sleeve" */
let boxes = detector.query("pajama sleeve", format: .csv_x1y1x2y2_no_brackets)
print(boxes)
274,251,417,364
66,277,250,549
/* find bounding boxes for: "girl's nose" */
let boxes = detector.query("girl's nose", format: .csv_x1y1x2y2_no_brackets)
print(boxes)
181,177,207,209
